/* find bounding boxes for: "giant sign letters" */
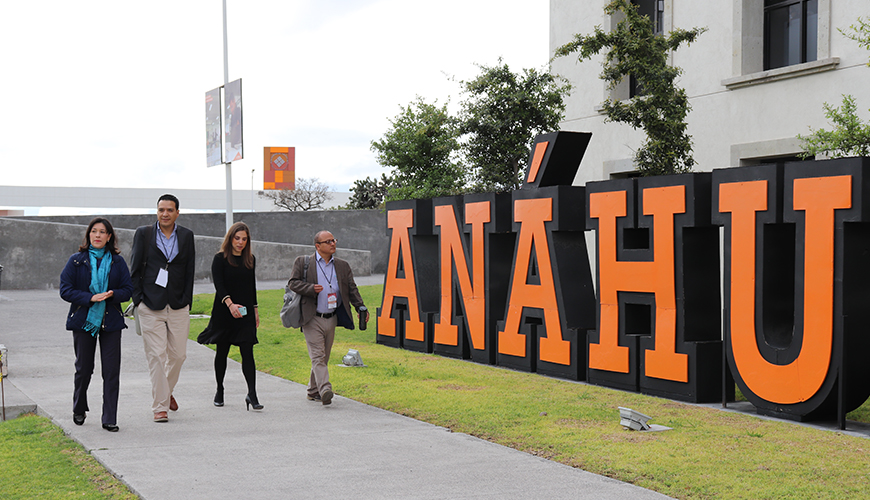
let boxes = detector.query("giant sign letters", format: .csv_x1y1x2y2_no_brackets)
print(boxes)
713,162,870,421
377,131,870,422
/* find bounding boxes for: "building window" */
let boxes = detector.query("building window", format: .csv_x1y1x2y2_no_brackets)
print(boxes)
604,0,670,105
634,0,664,35
724,0,835,89
764,0,818,70
629,0,665,97
730,138,810,168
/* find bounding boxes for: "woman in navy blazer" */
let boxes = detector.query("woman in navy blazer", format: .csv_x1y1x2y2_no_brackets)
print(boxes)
60,218,133,432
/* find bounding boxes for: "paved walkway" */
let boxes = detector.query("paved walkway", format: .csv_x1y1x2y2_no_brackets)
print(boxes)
0,276,671,499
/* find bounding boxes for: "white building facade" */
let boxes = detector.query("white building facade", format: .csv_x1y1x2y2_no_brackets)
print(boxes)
550,0,870,183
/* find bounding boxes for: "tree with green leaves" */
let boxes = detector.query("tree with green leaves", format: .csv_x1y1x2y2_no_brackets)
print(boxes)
798,18,870,159
458,60,571,192
553,0,706,176
798,95,870,159
841,16,870,66
371,96,464,201
340,174,392,210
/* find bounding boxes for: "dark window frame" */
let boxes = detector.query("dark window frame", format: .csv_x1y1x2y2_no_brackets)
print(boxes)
629,0,665,97
763,0,818,71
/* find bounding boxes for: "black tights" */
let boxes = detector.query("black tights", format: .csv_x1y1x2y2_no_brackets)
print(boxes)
214,342,257,396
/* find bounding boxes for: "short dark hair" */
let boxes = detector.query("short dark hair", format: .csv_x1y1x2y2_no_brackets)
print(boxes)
78,217,120,254
158,194,179,210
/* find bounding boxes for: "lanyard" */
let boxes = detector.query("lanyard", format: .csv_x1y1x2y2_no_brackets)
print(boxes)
317,258,335,291
157,228,177,264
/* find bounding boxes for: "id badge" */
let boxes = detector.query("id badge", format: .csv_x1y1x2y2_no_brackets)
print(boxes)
156,267,169,288
327,292,337,310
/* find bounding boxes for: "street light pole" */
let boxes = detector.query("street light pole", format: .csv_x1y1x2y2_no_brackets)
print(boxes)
222,0,233,232
251,168,255,212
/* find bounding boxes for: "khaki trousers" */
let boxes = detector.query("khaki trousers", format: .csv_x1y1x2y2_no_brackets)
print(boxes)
139,304,189,413
302,315,337,397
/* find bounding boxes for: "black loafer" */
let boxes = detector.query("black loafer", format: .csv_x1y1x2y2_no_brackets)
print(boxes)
102,424,119,432
307,394,321,402
73,414,85,425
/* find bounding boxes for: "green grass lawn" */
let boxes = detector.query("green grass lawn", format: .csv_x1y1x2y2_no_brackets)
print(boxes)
4,284,868,499
0,414,137,499
191,284,870,500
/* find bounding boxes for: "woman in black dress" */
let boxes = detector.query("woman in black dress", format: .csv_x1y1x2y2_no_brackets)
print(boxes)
197,222,262,410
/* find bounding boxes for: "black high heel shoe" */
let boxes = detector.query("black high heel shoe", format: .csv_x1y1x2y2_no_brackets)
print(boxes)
214,388,224,407
245,394,263,411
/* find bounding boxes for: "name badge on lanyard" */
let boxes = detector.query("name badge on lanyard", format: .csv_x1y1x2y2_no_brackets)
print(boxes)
156,228,176,289
156,266,169,288
327,292,337,310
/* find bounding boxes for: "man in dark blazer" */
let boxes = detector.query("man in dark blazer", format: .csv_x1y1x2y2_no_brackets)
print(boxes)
288,230,368,405
130,194,196,422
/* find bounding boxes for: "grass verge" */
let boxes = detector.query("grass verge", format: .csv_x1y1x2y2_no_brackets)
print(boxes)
0,413,137,499
188,284,870,500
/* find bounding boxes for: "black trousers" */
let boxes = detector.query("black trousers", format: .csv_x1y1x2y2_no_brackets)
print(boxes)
73,329,121,425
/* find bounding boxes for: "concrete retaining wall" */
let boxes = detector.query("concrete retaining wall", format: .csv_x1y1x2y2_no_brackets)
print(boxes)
0,218,370,290
11,209,389,273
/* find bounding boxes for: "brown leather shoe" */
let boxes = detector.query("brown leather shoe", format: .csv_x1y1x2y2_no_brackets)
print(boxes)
169,396,178,411
154,411,168,422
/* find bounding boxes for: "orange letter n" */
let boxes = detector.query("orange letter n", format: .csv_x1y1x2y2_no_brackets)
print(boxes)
433,202,489,350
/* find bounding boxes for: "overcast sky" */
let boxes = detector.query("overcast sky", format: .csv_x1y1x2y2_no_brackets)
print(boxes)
1,0,550,197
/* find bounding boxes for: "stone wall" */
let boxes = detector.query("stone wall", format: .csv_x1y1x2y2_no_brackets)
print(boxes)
0,218,370,290
11,209,388,273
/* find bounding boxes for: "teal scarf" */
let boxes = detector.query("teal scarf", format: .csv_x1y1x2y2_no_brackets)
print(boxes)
83,246,112,337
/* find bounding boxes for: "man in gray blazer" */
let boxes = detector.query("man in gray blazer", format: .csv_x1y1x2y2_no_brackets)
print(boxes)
288,230,368,405
130,194,195,422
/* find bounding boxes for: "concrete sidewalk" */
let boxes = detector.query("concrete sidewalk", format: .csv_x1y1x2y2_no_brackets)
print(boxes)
0,277,671,500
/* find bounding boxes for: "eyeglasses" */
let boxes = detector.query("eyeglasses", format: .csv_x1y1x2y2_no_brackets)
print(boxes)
316,238,337,245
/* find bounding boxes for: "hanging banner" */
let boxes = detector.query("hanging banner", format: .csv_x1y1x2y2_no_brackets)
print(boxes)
263,147,295,190
205,87,222,167
224,78,243,162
